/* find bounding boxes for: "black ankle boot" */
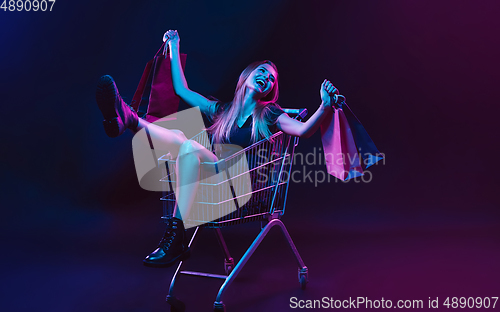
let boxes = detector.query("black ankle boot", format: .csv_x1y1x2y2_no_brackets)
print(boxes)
143,217,190,268
96,75,138,137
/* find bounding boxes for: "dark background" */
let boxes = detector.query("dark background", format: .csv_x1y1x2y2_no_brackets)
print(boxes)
1,0,499,311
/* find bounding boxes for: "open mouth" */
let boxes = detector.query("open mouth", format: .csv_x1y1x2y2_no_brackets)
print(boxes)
256,78,266,89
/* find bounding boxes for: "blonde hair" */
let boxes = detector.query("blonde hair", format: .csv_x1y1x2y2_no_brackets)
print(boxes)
208,60,280,144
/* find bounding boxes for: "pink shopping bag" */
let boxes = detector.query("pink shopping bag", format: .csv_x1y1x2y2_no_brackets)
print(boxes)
320,105,382,181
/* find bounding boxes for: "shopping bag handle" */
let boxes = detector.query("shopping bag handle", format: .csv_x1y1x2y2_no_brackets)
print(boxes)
155,42,167,57
331,94,346,110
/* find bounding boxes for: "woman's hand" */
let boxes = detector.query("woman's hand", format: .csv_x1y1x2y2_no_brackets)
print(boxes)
320,80,345,109
320,79,339,108
163,30,180,55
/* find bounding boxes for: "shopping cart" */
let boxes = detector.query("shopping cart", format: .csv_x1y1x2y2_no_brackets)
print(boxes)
158,108,308,312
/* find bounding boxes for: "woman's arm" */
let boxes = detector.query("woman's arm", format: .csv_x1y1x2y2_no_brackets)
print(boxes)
277,79,340,138
164,30,217,115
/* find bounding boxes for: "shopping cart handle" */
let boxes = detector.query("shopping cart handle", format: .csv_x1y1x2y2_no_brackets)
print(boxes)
282,108,308,120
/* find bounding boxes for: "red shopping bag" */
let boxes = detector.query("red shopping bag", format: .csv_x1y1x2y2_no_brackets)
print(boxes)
320,104,383,181
130,43,187,122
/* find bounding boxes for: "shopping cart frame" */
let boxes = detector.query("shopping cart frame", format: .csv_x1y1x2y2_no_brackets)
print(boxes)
158,108,308,312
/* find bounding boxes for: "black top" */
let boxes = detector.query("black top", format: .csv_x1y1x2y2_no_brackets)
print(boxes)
208,102,285,149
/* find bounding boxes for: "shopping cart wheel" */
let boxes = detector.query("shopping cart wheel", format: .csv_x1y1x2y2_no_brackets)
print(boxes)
213,301,226,312
167,295,185,312
298,267,308,290
224,258,234,275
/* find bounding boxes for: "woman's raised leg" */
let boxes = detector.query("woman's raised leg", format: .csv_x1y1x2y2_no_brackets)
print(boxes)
136,119,188,159
96,74,209,267
96,75,139,137
96,74,189,156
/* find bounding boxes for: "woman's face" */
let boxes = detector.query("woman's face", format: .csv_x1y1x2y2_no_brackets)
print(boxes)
246,64,277,98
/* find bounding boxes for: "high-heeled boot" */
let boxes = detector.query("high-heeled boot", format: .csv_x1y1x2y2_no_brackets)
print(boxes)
143,217,190,268
96,75,139,137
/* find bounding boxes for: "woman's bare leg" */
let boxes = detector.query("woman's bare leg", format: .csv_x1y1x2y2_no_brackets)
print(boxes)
174,139,218,222
135,119,187,158
134,119,216,220
135,119,216,215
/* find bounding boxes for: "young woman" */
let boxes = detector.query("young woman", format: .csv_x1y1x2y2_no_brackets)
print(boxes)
95,30,343,267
